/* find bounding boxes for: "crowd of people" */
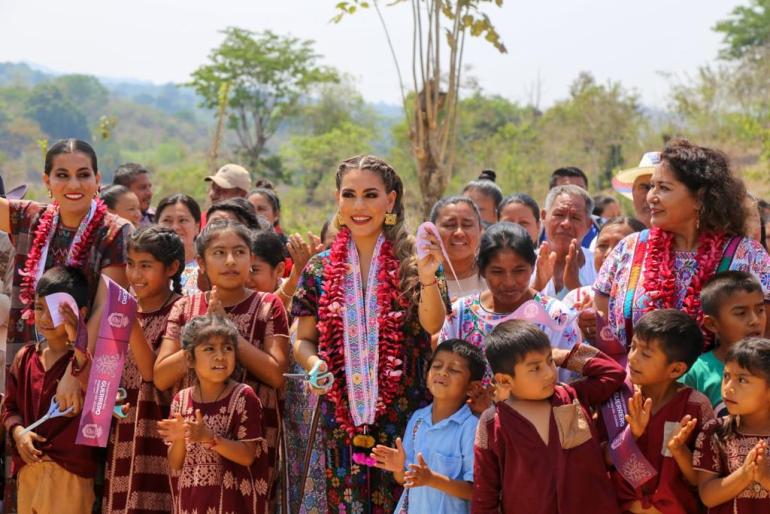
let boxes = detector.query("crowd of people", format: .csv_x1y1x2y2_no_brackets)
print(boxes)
0,137,768,514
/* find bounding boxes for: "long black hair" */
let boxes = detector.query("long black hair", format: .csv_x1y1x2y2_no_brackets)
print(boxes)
127,226,186,294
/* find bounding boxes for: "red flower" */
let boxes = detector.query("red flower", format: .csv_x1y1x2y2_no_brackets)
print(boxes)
316,228,407,436
19,200,107,324
642,227,727,347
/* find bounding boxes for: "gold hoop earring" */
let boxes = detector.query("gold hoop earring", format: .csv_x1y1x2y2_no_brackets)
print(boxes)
384,212,397,226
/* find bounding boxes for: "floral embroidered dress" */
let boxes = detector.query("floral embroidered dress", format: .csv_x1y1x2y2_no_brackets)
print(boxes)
163,291,289,495
693,418,770,513
7,200,131,361
170,383,269,514
290,249,449,514
595,232,770,346
103,298,179,514
438,292,582,383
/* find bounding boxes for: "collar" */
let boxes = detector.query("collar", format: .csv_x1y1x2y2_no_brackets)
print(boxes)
422,403,473,429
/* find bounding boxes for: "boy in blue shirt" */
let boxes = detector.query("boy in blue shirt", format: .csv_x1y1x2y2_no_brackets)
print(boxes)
372,339,484,514
681,271,766,415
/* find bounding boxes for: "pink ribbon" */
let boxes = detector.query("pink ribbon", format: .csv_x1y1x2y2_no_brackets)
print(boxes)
76,276,137,447
416,222,464,295
595,313,657,488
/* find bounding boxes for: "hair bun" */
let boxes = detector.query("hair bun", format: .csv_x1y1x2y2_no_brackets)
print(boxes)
478,169,497,182
254,179,274,190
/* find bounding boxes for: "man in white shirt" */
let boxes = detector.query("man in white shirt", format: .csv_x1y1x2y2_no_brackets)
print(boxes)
539,184,596,300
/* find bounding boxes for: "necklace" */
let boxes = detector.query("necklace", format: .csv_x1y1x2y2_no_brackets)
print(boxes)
19,199,107,324
642,227,726,331
316,227,408,437
197,381,230,403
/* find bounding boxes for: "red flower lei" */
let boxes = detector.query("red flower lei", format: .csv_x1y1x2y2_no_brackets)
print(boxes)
642,227,727,332
19,200,108,323
316,227,408,437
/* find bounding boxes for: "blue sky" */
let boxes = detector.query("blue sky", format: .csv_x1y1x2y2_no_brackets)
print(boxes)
0,0,742,108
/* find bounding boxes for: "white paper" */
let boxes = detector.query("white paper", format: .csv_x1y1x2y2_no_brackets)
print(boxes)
45,292,79,327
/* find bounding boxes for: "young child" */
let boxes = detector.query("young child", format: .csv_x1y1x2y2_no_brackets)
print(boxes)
694,338,770,513
1,266,96,513
100,184,142,227
103,226,185,514
616,309,715,513
372,339,484,513
157,315,269,514
154,219,289,495
682,271,766,416
472,319,624,514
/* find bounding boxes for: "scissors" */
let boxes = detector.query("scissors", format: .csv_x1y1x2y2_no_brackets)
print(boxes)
19,398,74,436
283,360,334,391
113,387,129,419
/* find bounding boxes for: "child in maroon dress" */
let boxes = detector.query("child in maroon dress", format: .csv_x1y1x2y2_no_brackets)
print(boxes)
103,226,185,514
472,319,624,514
615,309,715,513
694,338,770,514
158,315,269,514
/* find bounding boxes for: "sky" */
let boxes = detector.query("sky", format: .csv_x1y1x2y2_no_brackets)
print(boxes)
0,0,743,108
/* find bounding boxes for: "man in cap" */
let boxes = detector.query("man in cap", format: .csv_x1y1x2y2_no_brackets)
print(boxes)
611,152,659,227
205,164,252,204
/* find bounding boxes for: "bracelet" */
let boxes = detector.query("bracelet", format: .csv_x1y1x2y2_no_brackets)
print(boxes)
204,434,220,450
419,278,438,288
276,287,293,301
70,351,92,377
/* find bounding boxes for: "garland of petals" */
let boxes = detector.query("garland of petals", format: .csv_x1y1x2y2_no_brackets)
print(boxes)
316,226,408,437
642,227,727,335
18,200,107,324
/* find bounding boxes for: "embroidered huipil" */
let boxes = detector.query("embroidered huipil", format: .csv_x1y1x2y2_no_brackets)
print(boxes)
693,417,770,514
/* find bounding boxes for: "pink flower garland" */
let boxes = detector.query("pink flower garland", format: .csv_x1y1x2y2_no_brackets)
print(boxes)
642,227,727,336
317,227,408,437
19,200,108,323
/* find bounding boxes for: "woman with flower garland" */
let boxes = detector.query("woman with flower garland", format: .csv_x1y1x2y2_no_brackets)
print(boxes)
595,138,770,349
0,138,132,413
291,155,449,514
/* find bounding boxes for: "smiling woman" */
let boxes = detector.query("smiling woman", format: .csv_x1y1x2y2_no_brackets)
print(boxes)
595,139,770,348
0,139,133,387
429,195,485,300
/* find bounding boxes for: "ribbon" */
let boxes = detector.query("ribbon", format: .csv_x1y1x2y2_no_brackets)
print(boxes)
416,222,464,295
484,299,579,334
595,313,657,488
76,275,137,447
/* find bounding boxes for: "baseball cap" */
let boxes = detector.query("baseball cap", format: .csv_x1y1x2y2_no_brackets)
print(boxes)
204,164,252,192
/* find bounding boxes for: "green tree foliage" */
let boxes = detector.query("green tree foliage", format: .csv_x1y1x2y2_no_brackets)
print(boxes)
333,0,506,216
188,27,339,181
714,0,770,60
25,82,91,141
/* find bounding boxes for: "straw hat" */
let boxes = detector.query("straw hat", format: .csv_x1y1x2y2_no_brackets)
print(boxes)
611,151,660,200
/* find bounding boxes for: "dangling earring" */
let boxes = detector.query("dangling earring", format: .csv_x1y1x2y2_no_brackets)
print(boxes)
384,212,397,226
337,212,346,227
47,189,53,199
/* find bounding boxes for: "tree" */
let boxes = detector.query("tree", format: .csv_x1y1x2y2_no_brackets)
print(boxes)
334,0,506,215
714,0,770,61
188,27,338,181
280,79,378,203
25,83,91,141
538,72,644,190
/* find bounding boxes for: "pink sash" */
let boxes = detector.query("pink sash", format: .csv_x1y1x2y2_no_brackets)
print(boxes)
76,276,137,447
595,313,657,488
